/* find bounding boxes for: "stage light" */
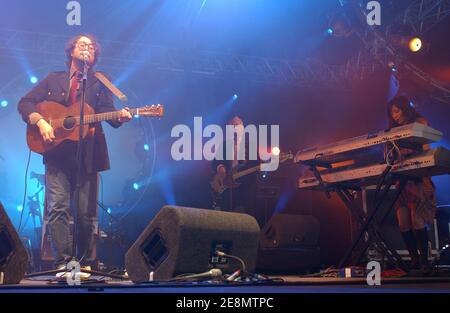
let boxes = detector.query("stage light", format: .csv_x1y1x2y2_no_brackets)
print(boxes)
133,182,139,190
134,114,140,119
232,94,238,100
262,173,267,179
107,208,112,214
327,28,334,35
143,144,150,151
17,205,23,212
408,37,422,52
1,100,8,107
390,32,426,53
272,146,280,156
30,76,38,84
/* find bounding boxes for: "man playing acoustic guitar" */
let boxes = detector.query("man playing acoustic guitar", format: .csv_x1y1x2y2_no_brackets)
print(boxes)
17,34,132,271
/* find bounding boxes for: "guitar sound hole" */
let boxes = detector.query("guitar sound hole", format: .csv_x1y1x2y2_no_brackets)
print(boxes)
63,116,76,130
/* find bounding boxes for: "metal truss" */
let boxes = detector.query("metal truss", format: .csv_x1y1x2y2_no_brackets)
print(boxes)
402,0,450,35
0,28,363,90
404,61,450,104
347,1,450,104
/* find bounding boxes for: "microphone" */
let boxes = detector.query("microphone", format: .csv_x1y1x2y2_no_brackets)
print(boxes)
80,51,90,63
172,268,223,281
79,51,90,80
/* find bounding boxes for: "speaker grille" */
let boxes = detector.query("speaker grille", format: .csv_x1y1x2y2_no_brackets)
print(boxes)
0,227,14,268
141,229,168,270
0,202,29,284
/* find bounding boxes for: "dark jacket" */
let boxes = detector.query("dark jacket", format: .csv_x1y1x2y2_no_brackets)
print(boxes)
18,70,122,173
211,138,259,174
211,138,259,213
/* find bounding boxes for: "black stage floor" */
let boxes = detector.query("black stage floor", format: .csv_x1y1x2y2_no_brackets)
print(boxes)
1,276,450,293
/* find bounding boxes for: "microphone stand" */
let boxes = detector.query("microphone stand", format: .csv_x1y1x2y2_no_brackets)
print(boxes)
72,56,89,263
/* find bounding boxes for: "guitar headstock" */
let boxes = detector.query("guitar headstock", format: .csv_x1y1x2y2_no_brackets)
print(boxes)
279,151,294,163
137,104,164,117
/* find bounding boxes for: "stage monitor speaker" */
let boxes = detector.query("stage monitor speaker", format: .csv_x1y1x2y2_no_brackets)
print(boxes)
259,214,320,248
125,206,260,282
0,202,29,284
256,214,321,273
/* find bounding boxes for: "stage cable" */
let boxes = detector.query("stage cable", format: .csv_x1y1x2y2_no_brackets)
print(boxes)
18,149,32,234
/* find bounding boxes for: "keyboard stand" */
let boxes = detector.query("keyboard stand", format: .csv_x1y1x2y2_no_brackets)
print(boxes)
336,175,408,270
304,158,409,271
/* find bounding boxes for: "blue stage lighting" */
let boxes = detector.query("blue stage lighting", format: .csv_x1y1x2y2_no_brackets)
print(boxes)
107,208,112,214
327,28,334,35
232,94,238,100
133,183,139,190
30,76,38,84
1,100,8,107
17,205,23,212
143,144,150,151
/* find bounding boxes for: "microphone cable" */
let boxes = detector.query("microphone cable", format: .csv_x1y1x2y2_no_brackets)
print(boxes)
215,250,247,278
18,149,32,234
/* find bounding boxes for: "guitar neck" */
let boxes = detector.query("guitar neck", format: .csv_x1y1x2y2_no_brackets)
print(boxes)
233,164,261,180
79,108,140,124
231,154,292,180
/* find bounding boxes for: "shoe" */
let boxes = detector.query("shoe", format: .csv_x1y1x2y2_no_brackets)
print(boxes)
55,265,91,280
55,264,69,279
79,266,92,280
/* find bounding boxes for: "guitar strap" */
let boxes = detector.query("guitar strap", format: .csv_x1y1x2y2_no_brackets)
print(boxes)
95,72,129,102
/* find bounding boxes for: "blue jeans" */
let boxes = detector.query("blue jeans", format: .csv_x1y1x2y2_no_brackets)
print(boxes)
45,161,98,267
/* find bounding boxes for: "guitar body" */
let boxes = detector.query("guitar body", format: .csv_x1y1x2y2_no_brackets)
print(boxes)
26,101,164,155
26,101,93,154
210,171,241,194
210,170,242,210
210,152,294,210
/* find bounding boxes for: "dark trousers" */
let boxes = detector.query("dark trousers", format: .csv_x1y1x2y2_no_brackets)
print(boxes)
45,161,98,267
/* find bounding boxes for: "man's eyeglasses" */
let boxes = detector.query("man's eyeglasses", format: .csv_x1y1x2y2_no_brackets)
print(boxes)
76,42,96,51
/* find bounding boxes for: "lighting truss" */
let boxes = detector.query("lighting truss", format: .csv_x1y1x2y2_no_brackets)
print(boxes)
0,28,363,90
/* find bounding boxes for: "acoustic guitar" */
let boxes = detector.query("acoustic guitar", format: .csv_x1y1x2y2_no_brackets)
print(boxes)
26,101,164,154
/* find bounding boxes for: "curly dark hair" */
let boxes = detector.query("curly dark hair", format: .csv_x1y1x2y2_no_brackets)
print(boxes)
64,34,101,68
387,96,422,127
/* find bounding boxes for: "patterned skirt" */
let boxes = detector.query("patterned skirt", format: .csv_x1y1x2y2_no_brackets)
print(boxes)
396,177,437,224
